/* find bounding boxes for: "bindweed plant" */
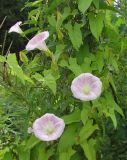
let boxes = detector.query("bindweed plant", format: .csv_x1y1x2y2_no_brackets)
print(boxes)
0,0,126,160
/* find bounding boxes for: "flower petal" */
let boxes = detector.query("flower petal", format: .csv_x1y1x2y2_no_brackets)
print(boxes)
71,73,102,101
32,113,65,141
8,21,23,34
25,31,49,51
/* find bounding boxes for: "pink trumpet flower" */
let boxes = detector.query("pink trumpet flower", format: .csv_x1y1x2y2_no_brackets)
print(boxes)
71,73,102,101
26,31,49,51
8,21,23,34
28,113,65,141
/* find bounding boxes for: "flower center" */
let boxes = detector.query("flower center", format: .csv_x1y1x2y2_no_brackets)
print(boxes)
83,85,91,94
43,121,55,135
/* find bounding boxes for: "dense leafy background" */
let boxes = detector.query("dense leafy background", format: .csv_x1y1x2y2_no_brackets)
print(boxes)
0,0,127,160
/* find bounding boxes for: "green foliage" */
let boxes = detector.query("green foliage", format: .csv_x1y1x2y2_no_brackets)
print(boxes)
62,108,81,124
78,0,93,13
65,23,83,50
88,12,105,40
0,0,127,160
7,53,33,84
81,138,96,160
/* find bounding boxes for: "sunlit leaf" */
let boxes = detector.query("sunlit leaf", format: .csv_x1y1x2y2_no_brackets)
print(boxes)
7,54,33,84
62,109,81,124
43,69,56,94
81,103,91,125
89,12,105,40
0,55,6,62
68,57,82,75
80,138,96,160
20,51,28,63
79,120,98,141
78,0,93,13
58,124,79,152
59,148,75,160
65,23,83,50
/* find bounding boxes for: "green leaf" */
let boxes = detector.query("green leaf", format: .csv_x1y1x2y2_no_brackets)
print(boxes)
76,44,90,64
95,52,104,72
2,152,13,160
79,120,98,141
7,54,33,84
58,59,69,67
81,57,92,72
111,58,119,72
115,104,124,118
49,0,64,12
17,146,30,160
62,109,81,124
31,0,43,7
20,51,28,63
59,148,75,160
81,103,91,125
88,12,104,40
27,55,42,73
43,70,56,94
48,15,56,27
58,124,79,152
0,148,10,160
55,44,65,61
68,57,82,75
0,55,6,62
108,108,117,129
56,12,63,30
38,143,54,160
59,58,82,75
108,75,117,93
56,7,71,30
80,139,96,160
62,7,71,20
23,27,39,35
32,73,44,82
70,152,82,160
103,92,121,128
65,23,83,50
28,8,40,21
24,136,40,151
93,0,99,9
78,0,93,13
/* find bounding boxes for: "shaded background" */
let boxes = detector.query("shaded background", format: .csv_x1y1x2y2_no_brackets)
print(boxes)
0,0,27,53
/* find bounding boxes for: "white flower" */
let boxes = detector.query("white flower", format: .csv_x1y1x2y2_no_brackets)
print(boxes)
8,21,23,34
26,31,49,51
71,73,102,101
28,113,65,141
